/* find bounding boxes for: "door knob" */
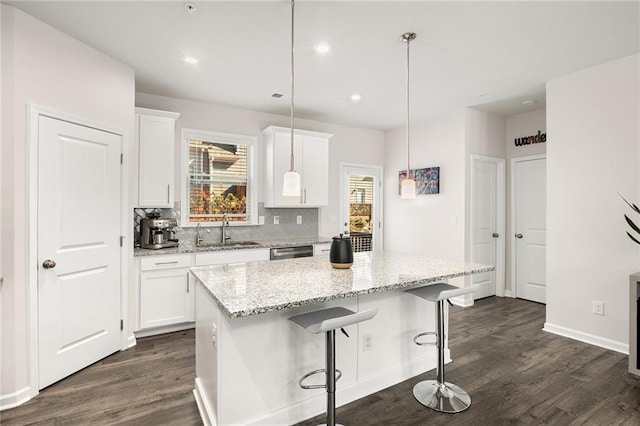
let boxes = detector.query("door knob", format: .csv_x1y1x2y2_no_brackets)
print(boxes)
42,259,57,269
515,233,523,239
492,233,499,238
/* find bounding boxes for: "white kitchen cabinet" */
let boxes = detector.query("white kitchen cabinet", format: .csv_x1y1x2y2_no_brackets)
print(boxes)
136,248,269,336
263,126,332,208
195,248,270,266
313,242,332,256
136,107,180,207
138,254,194,333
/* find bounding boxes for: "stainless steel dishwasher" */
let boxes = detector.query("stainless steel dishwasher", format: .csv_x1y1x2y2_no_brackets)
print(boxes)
269,245,314,260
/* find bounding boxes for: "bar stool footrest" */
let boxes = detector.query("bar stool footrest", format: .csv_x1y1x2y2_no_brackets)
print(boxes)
299,368,343,390
413,331,437,346
413,379,471,413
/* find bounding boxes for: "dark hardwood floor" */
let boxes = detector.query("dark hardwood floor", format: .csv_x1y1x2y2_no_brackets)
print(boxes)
298,297,640,425
2,297,639,425
0,330,202,425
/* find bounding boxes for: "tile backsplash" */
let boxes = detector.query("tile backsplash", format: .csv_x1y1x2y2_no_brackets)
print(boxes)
134,202,318,248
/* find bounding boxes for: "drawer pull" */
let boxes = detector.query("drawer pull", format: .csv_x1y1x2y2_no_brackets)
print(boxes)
154,261,179,265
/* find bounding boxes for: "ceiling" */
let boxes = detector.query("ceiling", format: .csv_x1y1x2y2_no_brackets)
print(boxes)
5,1,639,131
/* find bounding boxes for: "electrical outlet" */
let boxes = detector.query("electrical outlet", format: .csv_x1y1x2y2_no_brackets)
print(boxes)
297,215,302,224
258,216,265,225
363,333,373,352
273,216,279,225
212,323,217,349
592,301,604,316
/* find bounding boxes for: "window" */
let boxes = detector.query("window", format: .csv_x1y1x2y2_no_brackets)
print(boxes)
181,129,257,225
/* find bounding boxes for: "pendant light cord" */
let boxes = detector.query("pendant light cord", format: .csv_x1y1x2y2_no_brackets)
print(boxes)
406,35,411,174
289,0,295,172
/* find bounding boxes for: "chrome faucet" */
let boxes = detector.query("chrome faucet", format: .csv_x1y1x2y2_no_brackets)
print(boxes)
221,213,231,244
195,223,203,247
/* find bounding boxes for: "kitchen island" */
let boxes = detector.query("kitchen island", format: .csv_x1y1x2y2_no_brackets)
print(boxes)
191,251,493,425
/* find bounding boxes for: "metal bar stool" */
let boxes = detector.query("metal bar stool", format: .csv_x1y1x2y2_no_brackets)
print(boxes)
405,283,479,413
289,306,377,426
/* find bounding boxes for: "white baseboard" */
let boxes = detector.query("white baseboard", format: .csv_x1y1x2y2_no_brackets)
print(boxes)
451,294,473,307
0,386,36,411
194,378,216,426
126,333,137,349
543,322,629,354
134,322,195,338
199,351,444,426
504,290,513,298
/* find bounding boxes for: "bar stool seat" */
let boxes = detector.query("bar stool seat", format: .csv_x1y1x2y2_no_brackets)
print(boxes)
406,283,478,414
290,306,377,426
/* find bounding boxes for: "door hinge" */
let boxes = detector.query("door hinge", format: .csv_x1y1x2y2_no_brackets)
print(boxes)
120,153,124,164
120,235,125,247
120,319,124,331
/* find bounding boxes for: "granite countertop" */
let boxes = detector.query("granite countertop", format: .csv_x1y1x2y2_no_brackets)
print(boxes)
190,251,494,318
134,236,332,257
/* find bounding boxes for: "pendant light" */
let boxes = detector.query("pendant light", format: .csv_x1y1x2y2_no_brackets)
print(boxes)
400,32,417,199
282,0,301,197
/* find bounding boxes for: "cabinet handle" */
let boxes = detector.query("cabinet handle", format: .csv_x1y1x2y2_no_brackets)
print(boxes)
167,184,171,204
186,272,190,293
304,188,307,204
154,260,179,265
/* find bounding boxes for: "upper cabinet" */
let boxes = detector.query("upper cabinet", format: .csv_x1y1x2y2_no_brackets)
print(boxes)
136,107,180,207
263,126,332,208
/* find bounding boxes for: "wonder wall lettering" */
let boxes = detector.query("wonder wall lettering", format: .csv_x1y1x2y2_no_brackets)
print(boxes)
515,130,546,147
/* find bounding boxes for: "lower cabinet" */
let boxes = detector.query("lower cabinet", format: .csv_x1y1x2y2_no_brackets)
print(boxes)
136,249,269,336
137,253,194,335
314,242,331,256
136,246,326,336
139,267,193,330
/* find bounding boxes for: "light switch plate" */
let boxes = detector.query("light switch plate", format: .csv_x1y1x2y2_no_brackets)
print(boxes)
297,215,302,224
258,216,265,225
273,216,280,225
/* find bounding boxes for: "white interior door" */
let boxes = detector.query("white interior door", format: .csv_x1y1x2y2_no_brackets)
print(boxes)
341,164,383,251
38,116,122,389
471,157,502,299
514,157,547,304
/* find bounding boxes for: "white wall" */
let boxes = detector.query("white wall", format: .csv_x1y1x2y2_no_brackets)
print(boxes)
383,110,467,262
505,109,547,293
134,92,385,238
467,109,507,159
546,54,639,351
0,5,135,407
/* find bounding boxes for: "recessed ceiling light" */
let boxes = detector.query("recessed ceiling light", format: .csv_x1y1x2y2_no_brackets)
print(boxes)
313,42,332,55
184,56,199,64
522,99,538,106
184,3,197,13
271,93,284,98
350,93,362,102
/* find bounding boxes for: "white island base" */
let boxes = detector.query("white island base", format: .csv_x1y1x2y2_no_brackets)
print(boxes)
193,284,445,425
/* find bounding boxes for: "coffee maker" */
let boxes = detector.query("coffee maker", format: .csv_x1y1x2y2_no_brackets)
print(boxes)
140,215,179,249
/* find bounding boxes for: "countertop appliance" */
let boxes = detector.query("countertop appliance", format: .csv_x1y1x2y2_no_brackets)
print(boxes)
140,216,179,250
270,245,313,260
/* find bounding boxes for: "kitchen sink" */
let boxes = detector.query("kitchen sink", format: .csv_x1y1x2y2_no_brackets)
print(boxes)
197,241,262,249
